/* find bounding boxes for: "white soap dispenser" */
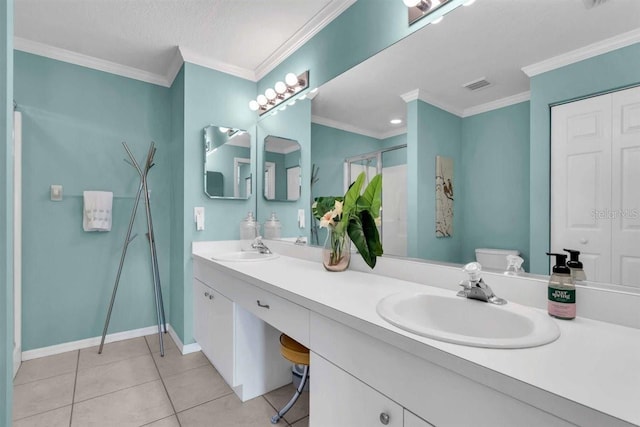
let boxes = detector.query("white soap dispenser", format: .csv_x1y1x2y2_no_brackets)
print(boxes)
263,212,282,240
240,212,259,249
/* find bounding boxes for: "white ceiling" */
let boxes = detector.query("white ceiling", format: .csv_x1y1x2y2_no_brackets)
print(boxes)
311,0,640,139
14,0,355,85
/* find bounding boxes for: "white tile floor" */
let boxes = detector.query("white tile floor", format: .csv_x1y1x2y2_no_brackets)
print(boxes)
13,335,309,427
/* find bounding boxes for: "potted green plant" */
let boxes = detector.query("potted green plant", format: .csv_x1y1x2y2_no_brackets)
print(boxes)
312,172,383,271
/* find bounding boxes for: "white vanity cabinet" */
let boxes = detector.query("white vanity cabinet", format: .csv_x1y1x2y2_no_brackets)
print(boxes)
193,278,234,386
310,352,404,427
193,259,303,402
404,411,434,427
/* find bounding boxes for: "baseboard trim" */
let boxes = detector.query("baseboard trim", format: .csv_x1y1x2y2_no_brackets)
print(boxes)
167,324,201,355
22,325,180,361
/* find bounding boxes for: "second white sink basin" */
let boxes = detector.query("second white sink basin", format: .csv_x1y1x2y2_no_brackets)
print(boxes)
212,251,279,262
376,292,560,349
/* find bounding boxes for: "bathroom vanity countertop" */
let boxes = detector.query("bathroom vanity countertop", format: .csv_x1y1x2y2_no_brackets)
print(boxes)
193,245,640,426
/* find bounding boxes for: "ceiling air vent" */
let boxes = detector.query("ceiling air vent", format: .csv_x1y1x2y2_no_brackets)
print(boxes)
583,0,611,9
463,77,491,91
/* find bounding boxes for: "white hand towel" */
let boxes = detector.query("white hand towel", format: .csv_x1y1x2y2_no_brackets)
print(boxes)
83,191,113,232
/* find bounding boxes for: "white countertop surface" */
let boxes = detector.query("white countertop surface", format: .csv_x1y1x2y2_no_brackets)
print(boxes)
193,243,640,426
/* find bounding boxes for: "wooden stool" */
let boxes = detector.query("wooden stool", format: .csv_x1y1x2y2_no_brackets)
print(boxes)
271,334,310,424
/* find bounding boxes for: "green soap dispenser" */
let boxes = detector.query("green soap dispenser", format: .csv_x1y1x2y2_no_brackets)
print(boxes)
564,249,587,282
546,253,576,320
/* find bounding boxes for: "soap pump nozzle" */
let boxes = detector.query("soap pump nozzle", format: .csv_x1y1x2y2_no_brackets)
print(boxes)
546,252,571,275
564,248,586,281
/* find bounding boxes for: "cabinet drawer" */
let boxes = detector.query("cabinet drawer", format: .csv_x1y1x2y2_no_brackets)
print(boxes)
194,259,310,346
231,277,310,347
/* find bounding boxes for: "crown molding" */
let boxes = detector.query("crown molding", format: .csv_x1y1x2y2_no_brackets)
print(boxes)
254,0,357,82
522,28,640,77
165,47,185,86
417,91,464,117
178,46,256,81
14,37,172,87
378,127,408,140
400,89,421,103
312,115,385,140
462,91,530,117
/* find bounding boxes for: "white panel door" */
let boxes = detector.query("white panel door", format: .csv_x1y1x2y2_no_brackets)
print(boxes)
551,95,612,282
382,164,407,257
287,166,301,200
611,86,640,288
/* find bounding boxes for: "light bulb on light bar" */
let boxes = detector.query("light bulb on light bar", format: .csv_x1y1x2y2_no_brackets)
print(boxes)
265,88,277,101
274,81,287,95
249,100,260,111
285,73,299,87
403,0,421,6
257,94,268,106
218,127,229,133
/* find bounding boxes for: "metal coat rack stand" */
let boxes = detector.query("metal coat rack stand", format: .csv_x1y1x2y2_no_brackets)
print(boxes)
98,141,167,356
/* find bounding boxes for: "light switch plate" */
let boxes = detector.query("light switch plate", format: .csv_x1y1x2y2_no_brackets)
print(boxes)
194,207,205,231
51,185,63,201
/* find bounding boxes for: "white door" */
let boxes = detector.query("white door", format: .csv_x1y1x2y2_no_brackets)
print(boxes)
551,94,612,282
611,86,640,287
13,111,22,378
552,85,640,288
286,166,300,201
382,164,407,257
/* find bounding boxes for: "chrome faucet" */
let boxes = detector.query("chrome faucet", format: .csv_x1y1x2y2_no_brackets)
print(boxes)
251,236,272,254
457,262,506,305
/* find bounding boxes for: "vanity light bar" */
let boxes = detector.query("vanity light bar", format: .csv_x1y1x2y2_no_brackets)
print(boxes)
404,0,452,26
249,71,310,116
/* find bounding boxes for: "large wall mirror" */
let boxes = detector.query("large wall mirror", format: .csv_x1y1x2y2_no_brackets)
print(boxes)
260,0,640,293
263,135,302,202
203,125,252,199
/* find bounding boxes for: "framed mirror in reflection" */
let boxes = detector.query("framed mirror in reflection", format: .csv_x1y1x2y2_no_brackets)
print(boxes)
261,0,640,292
263,135,302,202
203,125,252,199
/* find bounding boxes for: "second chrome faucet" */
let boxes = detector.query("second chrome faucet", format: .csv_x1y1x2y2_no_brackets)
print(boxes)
457,262,506,305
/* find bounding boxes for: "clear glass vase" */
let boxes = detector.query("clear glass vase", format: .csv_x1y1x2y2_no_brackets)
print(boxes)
322,227,350,272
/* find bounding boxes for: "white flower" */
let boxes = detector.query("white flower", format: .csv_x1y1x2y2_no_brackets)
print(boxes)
333,200,343,216
319,211,335,228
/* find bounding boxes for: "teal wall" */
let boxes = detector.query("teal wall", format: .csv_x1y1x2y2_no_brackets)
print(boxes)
169,66,185,345
259,0,464,94
407,100,462,262
1,0,14,422
257,101,312,239
14,52,172,350
175,63,256,345
461,101,530,267
310,123,382,199
529,43,640,274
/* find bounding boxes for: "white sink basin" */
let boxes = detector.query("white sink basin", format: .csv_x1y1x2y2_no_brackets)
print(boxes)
211,251,279,262
376,292,560,349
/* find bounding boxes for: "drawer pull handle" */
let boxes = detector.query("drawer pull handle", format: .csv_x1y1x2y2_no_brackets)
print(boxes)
256,300,270,309
379,412,390,425
204,292,209,297
209,294,214,300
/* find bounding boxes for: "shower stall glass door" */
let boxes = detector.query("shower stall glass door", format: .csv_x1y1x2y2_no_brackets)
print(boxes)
345,145,407,257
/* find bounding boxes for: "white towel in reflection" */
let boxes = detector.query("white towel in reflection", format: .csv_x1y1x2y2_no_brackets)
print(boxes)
83,191,113,232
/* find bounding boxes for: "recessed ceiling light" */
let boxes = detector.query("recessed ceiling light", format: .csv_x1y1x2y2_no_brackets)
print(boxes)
390,119,403,125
